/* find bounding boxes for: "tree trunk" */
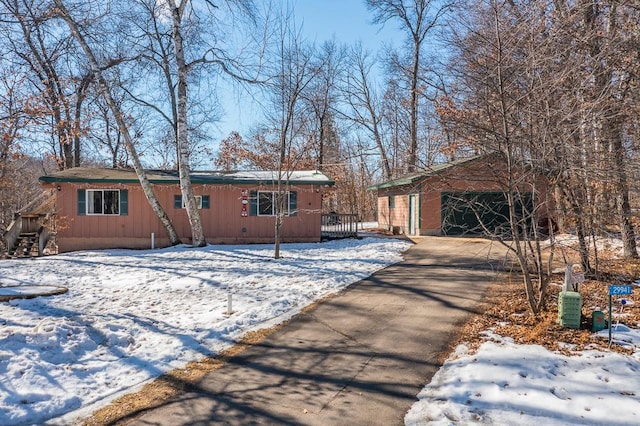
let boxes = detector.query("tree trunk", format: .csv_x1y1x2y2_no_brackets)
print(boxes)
274,179,284,260
584,0,637,259
408,35,420,172
274,119,290,260
54,0,180,245
609,116,638,258
170,2,206,247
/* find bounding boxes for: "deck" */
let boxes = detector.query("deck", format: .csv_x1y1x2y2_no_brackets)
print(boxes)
321,213,359,240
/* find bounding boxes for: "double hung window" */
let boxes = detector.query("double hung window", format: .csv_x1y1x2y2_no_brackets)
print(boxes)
250,191,297,216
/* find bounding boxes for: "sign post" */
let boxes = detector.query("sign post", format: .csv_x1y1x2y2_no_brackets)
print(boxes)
608,284,632,346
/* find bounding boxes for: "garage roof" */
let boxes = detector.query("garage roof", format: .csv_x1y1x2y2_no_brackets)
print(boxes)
40,168,335,186
367,155,487,191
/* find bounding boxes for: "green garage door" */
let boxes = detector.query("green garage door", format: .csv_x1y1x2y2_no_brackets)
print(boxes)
441,192,533,236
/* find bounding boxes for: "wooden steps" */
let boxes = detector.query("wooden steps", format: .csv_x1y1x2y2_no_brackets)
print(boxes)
8,232,40,258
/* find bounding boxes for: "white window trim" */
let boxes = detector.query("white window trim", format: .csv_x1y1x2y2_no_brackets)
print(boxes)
257,191,293,217
87,189,120,216
182,195,203,209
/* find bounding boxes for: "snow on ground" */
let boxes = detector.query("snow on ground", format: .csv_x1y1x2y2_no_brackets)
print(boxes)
547,233,640,259
4,232,640,426
407,245,640,425
406,330,640,426
0,237,411,425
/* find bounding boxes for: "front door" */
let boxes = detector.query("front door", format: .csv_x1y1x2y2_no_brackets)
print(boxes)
409,194,419,235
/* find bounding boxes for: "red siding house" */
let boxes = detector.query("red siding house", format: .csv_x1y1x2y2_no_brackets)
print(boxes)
39,168,334,252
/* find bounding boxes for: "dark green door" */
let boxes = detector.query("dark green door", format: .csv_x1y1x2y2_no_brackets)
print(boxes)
441,192,532,236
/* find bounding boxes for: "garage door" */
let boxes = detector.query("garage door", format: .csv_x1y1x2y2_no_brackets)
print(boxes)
441,192,532,236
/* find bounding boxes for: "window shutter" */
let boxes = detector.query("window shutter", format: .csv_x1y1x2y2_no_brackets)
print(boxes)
174,195,182,209
289,191,297,216
202,195,210,209
77,189,86,216
249,191,257,216
120,190,128,216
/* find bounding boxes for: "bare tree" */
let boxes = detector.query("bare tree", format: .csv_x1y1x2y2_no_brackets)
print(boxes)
442,0,565,315
264,6,320,259
302,40,345,170
85,89,131,168
366,0,451,172
380,76,409,175
1,0,92,169
442,0,640,316
52,0,180,245
0,70,38,245
162,0,206,246
579,0,638,259
121,0,259,247
342,43,393,180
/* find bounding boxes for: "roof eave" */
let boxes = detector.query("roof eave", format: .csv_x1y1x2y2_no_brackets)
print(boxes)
39,175,335,186
367,154,496,191
367,175,423,191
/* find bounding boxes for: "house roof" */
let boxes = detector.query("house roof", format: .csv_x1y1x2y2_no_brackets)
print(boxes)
40,168,335,186
367,155,490,191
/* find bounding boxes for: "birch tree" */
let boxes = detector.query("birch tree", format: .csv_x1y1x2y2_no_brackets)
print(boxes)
124,0,258,247
161,0,205,246
52,0,180,245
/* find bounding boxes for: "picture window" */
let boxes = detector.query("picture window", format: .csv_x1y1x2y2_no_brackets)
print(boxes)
87,189,120,215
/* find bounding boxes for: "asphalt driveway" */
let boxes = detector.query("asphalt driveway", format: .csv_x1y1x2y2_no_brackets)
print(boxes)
127,237,511,426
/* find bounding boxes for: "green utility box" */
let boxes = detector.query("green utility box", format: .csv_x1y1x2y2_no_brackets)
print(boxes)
592,310,606,332
558,291,582,329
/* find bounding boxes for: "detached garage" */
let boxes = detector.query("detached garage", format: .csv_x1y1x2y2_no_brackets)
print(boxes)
368,155,545,237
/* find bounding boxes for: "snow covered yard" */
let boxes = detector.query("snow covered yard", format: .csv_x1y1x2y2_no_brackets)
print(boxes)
0,237,411,425
3,233,640,426
406,234,640,426
406,330,640,426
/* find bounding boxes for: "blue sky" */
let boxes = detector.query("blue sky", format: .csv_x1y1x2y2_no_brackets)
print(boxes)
293,0,403,50
212,0,403,144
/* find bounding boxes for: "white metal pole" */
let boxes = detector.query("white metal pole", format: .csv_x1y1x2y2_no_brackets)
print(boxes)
151,232,155,249
227,293,232,315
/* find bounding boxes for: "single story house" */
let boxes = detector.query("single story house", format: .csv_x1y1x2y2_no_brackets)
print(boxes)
368,155,551,237
39,168,334,252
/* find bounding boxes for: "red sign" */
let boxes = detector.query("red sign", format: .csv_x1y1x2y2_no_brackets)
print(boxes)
241,190,248,217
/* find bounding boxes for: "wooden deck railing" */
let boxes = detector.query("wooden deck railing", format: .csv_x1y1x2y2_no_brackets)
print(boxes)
3,190,56,257
321,213,359,240
3,215,22,256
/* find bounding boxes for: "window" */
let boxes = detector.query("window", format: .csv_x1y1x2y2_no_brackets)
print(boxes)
388,195,395,209
87,189,120,215
173,194,210,209
77,189,128,216
183,195,203,209
250,191,297,216
258,192,275,215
